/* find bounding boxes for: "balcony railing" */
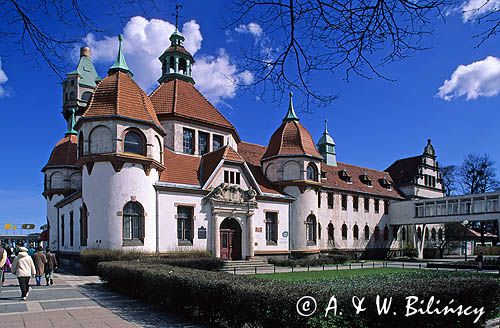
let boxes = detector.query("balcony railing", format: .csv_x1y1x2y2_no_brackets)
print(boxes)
414,194,500,218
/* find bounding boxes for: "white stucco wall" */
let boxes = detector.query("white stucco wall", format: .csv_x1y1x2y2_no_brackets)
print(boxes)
57,197,83,253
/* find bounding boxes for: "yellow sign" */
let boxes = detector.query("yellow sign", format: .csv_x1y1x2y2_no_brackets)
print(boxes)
4,224,11,230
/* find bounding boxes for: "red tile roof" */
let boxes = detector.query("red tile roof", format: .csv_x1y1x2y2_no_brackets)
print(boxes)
322,162,405,199
200,145,245,185
160,148,201,186
82,71,163,130
238,142,284,195
149,79,238,138
262,120,322,160
44,135,78,168
164,45,193,58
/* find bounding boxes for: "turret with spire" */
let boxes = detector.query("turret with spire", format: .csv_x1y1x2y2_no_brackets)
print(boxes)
108,34,133,76
157,5,195,84
317,119,337,166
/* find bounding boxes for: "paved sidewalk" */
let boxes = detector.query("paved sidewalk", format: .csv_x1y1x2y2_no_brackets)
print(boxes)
0,272,202,328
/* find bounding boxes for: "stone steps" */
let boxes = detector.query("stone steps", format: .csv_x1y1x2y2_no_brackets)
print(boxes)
221,258,274,271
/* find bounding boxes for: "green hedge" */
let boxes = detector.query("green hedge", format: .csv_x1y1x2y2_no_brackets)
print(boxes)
97,261,500,327
269,255,348,267
80,249,213,274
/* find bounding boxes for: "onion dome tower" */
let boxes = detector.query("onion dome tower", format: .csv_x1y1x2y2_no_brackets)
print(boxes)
261,92,323,255
74,35,165,251
316,119,337,166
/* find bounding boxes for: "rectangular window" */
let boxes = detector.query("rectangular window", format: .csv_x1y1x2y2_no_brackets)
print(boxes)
374,199,380,213
265,212,278,245
425,203,435,216
230,171,235,184
213,134,224,151
236,172,240,184
69,211,74,247
224,171,229,183
364,197,370,212
460,199,472,214
61,215,65,247
448,201,458,215
415,204,424,217
384,200,389,215
177,206,193,245
183,128,195,154
80,206,88,247
341,195,347,211
318,191,322,208
327,193,334,209
353,196,359,212
487,198,498,212
198,131,209,155
436,202,446,216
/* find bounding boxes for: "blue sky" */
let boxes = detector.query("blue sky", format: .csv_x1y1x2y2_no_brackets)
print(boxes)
0,0,499,230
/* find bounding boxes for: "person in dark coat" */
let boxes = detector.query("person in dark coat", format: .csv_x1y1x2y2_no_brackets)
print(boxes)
44,248,57,286
33,246,47,286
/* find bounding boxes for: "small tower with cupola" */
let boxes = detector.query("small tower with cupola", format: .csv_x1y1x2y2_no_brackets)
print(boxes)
261,92,324,256
157,25,195,84
75,35,166,251
317,119,337,166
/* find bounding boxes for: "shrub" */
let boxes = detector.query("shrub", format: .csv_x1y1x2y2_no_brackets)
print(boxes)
80,249,213,274
270,256,348,267
97,261,500,328
138,257,224,271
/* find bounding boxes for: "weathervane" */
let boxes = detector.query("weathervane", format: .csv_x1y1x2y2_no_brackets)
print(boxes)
174,3,183,30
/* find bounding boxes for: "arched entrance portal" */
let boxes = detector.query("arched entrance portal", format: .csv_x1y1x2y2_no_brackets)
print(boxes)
220,218,242,260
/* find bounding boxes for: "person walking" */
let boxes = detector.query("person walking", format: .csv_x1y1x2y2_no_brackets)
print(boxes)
11,247,36,300
0,244,7,291
475,252,484,271
45,248,57,286
2,257,11,286
33,246,47,286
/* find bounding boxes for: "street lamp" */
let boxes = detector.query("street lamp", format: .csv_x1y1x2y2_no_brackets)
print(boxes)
461,220,469,261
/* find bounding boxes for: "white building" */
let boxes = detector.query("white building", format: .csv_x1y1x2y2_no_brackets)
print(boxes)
42,29,444,260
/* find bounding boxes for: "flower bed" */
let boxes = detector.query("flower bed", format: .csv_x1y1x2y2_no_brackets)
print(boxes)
97,261,500,327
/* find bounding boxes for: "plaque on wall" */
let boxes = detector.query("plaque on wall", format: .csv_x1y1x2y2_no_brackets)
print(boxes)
255,227,263,233
282,231,289,238
198,226,207,239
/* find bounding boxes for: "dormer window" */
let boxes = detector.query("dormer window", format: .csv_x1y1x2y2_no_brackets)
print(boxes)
338,169,352,183
360,173,372,186
379,178,393,190
224,170,241,185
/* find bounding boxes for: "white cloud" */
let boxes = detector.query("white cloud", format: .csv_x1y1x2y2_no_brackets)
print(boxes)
82,16,249,104
235,22,263,37
436,56,500,101
461,0,500,21
0,57,9,98
193,49,253,104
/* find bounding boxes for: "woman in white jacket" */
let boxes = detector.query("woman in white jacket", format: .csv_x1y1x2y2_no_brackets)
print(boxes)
11,247,36,300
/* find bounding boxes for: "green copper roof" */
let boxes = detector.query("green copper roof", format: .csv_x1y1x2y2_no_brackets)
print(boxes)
108,34,133,76
65,108,78,135
317,119,335,145
283,92,299,122
67,52,101,88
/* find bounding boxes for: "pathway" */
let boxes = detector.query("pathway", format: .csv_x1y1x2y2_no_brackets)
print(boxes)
0,272,202,328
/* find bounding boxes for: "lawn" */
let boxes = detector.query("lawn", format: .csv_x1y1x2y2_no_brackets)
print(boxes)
254,267,418,281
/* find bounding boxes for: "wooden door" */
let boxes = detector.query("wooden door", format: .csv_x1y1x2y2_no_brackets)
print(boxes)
220,230,232,260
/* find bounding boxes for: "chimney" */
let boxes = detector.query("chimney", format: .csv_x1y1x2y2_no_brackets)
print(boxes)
80,47,91,58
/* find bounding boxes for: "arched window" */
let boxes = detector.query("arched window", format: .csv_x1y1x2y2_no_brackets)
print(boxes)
417,227,422,240
374,226,380,240
431,228,437,240
70,173,82,189
124,131,145,155
307,163,318,181
438,228,443,240
79,204,88,247
155,136,163,163
50,171,64,189
393,226,398,240
327,223,334,245
425,227,429,240
169,57,175,73
353,224,359,240
318,223,322,239
341,224,348,240
81,91,92,102
306,215,316,244
123,201,144,243
179,58,187,74
89,125,112,154
402,227,407,241
364,225,370,240
383,225,389,241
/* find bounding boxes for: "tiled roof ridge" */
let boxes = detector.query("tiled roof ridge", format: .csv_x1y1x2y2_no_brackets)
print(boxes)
172,79,178,114
391,155,421,164
239,141,266,148
82,77,105,116
294,121,308,155
127,73,163,128
114,72,121,116
335,161,392,176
